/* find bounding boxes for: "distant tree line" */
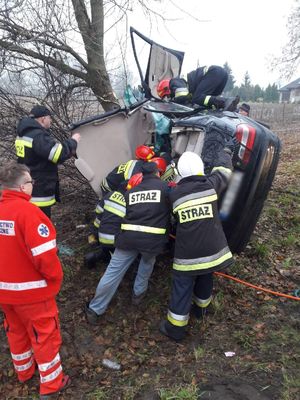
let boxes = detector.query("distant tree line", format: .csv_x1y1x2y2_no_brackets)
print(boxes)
223,62,280,103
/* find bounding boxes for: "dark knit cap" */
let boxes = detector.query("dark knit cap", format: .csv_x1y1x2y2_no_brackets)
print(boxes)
141,162,158,174
239,103,250,113
29,105,52,118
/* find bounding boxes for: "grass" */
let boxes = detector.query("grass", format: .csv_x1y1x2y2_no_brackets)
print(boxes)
232,330,255,350
252,242,270,260
280,233,299,247
193,345,205,361
280,353,300,400
61,261,76,280
228,259,244,275
86,388,109,399
159,383,198,400
266,206,281,218
282,257,292,269
281,368,300,400
211,291,225,314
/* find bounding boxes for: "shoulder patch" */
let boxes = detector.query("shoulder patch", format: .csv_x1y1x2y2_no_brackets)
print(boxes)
37,223,50,237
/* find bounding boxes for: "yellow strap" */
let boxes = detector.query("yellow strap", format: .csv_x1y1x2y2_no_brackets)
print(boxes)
121,224,166,234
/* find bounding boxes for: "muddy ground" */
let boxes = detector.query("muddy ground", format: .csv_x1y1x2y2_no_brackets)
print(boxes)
0,127,299,400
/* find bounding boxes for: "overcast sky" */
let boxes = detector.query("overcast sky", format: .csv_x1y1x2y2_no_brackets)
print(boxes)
126,0,298,89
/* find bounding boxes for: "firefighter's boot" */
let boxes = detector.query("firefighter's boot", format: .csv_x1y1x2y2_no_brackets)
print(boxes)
159,320,186,342
224,95,240,111
208,95,240,111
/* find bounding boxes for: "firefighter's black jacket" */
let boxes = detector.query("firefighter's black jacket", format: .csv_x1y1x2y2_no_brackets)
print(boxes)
116,174,170,255
100,160,145,195
186,66,207,96
16,117,77,206
170,150,234,275
169,66,207,105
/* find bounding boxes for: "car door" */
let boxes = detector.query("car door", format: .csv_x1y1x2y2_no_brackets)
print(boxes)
130,27,185,99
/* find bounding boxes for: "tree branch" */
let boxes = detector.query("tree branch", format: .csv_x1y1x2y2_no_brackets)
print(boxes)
0,18,89,69
0,39,88,81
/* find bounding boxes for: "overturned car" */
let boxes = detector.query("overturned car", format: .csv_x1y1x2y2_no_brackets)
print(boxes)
71,28,281,254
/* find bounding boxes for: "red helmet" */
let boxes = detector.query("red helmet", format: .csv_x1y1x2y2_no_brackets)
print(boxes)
150,157,167,174
127,172,143,190
157,79,171,98
135,145,155,161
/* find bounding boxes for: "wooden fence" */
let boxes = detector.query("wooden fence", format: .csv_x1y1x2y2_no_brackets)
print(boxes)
249,103,300,127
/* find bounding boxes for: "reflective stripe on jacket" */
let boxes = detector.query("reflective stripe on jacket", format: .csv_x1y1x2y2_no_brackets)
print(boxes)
170,151,233,275
116,174,170,255
98,190,126,247
169,78,190,105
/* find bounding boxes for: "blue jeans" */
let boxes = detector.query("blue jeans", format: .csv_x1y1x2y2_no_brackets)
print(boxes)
89,248,156,315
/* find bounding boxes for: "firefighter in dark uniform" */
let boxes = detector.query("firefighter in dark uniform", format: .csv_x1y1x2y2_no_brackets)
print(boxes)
85,162,170,324
159,149,234,341
157,65,239,111
100,145,155,195
84,175,146,268
85,157,169,268
15,105,80,218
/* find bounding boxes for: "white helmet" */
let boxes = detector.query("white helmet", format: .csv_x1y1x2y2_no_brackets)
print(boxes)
177,151,204,178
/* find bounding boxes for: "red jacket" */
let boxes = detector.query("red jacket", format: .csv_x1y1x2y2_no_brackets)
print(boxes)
0,190,63,304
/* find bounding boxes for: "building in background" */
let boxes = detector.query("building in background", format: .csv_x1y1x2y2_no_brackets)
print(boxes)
279,78,300,103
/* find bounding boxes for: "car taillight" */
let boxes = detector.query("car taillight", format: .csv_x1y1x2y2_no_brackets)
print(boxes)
236,124,256,164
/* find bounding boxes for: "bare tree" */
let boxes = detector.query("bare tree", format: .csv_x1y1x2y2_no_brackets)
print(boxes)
273,0,300,80
0,0,155,111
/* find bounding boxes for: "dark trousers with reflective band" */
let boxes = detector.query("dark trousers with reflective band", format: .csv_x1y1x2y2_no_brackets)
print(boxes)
1,298,64,395
165,272,213,340
192,65,228,105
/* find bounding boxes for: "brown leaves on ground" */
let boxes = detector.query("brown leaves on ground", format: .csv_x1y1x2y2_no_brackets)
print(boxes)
0,128,299,400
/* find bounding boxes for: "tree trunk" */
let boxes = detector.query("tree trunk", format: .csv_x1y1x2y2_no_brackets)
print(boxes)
72,0,119,111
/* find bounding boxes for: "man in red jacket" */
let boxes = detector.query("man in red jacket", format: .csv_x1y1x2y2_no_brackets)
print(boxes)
0,162,69,399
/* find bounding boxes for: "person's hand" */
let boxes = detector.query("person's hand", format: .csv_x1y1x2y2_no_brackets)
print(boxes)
72,133,81,143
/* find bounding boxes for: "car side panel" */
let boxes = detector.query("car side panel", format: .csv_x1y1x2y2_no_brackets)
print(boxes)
74,107,154,194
